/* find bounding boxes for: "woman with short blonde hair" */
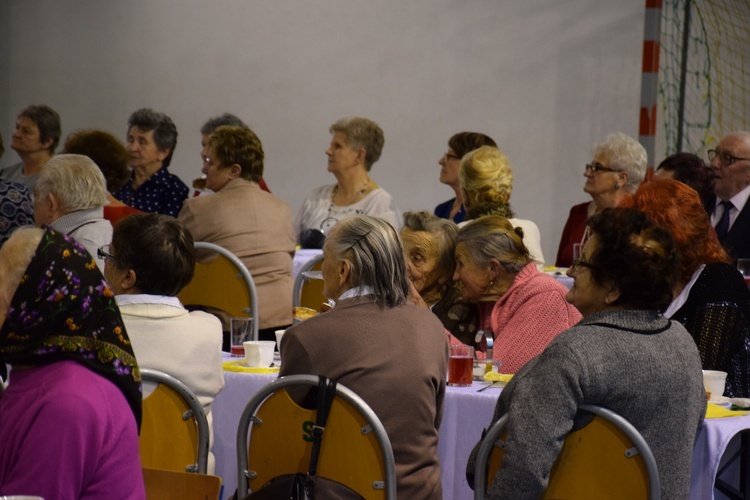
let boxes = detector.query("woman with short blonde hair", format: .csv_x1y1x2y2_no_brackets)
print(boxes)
459,146,546,266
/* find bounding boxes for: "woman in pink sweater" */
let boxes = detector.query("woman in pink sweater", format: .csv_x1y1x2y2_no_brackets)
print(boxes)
454,216,581,372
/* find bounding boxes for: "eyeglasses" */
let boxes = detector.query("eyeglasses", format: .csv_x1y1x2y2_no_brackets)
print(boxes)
707,149,750,168
97,244,118,263
444,152,461,161
585,162,621,174
570,257,597,271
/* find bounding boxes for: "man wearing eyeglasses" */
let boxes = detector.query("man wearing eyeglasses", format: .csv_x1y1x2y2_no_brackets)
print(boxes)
707,131,750,260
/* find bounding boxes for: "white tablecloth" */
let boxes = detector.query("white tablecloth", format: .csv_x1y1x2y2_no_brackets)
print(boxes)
210,356,750,499
293,249,323,278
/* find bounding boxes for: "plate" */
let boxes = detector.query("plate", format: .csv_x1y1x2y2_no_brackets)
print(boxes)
709,396,731,408
730,397,750,409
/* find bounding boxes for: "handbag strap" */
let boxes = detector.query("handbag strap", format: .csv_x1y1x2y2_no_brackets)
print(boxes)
304,376,338,497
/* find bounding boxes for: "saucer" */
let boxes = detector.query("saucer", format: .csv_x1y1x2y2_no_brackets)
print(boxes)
709,396,731,408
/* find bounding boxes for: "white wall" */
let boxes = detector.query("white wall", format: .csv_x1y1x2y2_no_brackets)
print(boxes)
0,0,645,263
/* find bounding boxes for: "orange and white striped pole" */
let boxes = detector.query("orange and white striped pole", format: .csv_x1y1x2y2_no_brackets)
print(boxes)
639,0,662,180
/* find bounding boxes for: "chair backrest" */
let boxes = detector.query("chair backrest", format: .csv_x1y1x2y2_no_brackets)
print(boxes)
292,253,326,312
473,404,661,500
140,368,210,474
179,241,259,341
142,467,221,500
236,374,397,499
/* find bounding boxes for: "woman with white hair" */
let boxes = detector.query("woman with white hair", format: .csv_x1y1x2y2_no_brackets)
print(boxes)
33,154,112,271
280,215,447,499
294,117,400,248
555,132,647,267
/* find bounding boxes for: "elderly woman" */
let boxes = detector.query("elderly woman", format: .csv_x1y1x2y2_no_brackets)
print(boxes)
402,211,478,345
654,152,715,213
555,132,647,267
294,117,400,247
467,208,706,499
63,129,141,224
112,108,188,217
102,213,224,472
198,113,271,194
435,132,497,223
280,215,447,499
622,179,750,397
454,216,580,372
460,146,545,266
33,154,112,271
0,104,60,191
0,227,144,499
178,125,295,341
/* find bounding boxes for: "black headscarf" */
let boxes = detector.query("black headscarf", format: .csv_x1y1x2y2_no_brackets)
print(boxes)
0,228,141,428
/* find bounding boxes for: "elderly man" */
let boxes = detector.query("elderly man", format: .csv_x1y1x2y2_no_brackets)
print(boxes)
708,131,750,260
33,154,112,271
0,105,61,191
112,108,188,217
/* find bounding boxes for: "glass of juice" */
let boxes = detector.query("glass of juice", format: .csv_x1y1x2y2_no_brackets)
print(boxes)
448,344,474,386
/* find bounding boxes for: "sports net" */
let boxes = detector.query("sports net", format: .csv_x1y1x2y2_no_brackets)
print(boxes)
658,0,750,157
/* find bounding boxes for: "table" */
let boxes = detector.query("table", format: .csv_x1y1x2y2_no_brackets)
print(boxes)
210,362,750,500
211,363,497,499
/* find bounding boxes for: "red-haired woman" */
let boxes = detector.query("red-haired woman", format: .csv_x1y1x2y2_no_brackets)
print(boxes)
622,178,750,397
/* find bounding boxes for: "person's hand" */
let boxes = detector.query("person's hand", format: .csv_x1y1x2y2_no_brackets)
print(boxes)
407,279,428,309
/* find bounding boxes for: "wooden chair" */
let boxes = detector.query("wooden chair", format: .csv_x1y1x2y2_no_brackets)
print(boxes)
236,374,397,499
292,253,326,312
142,467,221,500
473,404,661,500
179,241,259,341
140,368,210,474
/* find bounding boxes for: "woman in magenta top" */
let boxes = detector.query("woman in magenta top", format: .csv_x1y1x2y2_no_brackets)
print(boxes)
455,216,581,372
0,227,144,499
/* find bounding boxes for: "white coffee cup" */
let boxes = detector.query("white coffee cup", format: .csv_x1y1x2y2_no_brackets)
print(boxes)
702,370,728,401
243,341,276,367
275,329,286,353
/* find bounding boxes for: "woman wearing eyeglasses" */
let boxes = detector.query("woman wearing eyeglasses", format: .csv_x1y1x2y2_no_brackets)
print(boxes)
178,125,295,341
434,132,497,223
555,132,647,267
467,208,705,499
453,216,580,373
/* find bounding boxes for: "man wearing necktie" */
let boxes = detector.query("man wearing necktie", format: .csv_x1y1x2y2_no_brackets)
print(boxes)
708,131,750,260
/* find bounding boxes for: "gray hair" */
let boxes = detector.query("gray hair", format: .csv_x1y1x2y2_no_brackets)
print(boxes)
329,117,384,171
127,108,178,167
593,132,647,193
402,211,458,278
35,154,108,213
328,215,408,307
456,215,531,273
200,113,248,135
